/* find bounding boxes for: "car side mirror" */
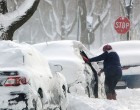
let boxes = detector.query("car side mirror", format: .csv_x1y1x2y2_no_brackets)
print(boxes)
49,63,63,73
53,64,63,72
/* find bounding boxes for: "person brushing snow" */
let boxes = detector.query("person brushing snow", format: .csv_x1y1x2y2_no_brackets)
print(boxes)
83,44,122,100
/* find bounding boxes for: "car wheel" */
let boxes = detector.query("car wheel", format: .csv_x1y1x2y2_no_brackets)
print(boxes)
61,86,68,110
86,86,90,97
32,95,43,110
62,85,66,97
54,106,67,110
54,107,61,110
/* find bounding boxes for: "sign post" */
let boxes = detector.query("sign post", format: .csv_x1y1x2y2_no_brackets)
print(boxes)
114,17,130,34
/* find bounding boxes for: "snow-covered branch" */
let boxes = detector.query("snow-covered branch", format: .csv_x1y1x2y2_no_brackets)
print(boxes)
92,0,111,32
0,0,40,40
38,8,51,41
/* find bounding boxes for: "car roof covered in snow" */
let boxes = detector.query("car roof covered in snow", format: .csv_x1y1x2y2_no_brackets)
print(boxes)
95,40,140,66
33,40,93,60
0,41,50,68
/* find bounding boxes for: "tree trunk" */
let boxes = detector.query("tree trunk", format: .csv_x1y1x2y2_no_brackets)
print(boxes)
78,0,88,44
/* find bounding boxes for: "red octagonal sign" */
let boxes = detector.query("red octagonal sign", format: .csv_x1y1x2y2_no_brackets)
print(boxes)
114,17,130,34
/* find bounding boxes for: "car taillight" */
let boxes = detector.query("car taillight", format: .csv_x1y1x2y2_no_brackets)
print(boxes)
4,76,27,86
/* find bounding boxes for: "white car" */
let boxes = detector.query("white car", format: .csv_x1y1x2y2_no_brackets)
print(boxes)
34,40,105,98
95,40,140,89
0,41,67,110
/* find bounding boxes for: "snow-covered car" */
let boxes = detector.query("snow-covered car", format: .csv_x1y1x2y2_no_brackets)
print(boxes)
0,41,67,110
34,40,105,98
95,40,140,89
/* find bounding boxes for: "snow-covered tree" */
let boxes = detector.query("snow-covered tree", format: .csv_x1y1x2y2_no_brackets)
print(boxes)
11,0,140,48
0,0,40,40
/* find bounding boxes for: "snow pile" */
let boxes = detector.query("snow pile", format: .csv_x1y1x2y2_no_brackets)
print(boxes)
67,88,140,110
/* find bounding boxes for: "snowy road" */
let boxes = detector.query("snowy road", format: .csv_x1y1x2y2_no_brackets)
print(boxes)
67,88,140,110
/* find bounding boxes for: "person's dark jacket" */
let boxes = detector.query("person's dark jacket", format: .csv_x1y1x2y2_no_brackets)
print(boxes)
89,50,122,76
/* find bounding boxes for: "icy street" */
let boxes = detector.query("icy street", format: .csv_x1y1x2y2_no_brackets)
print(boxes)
67,88,140,110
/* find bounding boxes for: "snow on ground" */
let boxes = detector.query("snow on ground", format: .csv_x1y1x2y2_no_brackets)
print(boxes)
1,40,140,110
67,88,140,110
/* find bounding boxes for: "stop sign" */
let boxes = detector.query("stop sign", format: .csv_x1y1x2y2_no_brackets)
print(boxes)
114,17,130,34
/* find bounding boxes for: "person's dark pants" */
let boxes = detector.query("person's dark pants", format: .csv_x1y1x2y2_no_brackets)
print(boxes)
104,66,122,99
105,74,121,94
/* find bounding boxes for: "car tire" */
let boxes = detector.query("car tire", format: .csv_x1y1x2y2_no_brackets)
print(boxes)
86,86,90,97
32,95,43,110
54,106,68,110
54,107,61,110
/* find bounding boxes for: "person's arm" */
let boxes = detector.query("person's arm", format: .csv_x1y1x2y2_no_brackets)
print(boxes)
89,52,108,62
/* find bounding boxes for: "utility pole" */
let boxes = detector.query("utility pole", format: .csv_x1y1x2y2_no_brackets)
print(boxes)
77,5,80,41
125,0,133,40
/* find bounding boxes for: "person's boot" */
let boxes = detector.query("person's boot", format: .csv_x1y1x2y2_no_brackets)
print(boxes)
106,93,112,100
112,93,117,100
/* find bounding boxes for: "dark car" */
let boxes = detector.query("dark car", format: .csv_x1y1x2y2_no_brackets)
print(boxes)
116,66,140,89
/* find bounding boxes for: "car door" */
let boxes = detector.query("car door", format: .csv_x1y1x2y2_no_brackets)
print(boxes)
80,50,98,98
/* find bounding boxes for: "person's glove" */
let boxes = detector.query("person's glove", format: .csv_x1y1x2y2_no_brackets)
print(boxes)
122,66,130,70
82,56,89,63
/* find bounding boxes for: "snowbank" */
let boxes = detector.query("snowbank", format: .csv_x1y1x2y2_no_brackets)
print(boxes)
67,88,140,110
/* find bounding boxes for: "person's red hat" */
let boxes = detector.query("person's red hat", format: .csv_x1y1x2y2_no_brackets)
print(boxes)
103,44,112,52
